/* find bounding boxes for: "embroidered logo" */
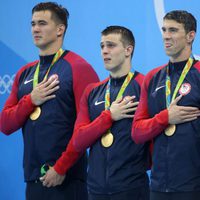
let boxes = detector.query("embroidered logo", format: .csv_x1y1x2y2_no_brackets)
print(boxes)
95,100,105,106
154,85,165,92
179,83,191,96
24,79,34,85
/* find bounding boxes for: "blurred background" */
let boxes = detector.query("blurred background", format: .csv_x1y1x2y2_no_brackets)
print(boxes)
0,0,199,199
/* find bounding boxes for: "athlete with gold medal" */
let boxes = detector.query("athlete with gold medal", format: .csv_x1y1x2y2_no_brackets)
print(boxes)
132,10,200,200
30,48,64,120
0,2,99,200
66,26,150,200
164,57,193,136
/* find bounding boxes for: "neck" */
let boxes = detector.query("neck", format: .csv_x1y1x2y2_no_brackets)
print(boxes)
170,49,192,63
110,60,131,78
39,41,62,56
110,68,130,78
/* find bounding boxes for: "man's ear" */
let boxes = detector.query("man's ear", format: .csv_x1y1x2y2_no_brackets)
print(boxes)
125,45,133,57
186,31,196,44
57,24,65,37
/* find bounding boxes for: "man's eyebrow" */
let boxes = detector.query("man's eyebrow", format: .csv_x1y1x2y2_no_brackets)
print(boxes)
31,20,47,23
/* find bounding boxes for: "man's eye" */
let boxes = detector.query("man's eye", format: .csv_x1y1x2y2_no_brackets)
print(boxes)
107,43,116,48
39,22,47,25
169,28,178,33
162,28,166,32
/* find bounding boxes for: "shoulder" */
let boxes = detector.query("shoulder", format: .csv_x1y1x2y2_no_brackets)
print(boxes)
63,51,91,69
15,60,38,82
144,64,167,86
84,78,109,98
134,71,145,86
193,60,200,72
62,50,98,84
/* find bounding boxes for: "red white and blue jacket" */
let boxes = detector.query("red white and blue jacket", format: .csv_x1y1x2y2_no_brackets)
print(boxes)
0,50,99,182
71,71,150,195
132,60,200,192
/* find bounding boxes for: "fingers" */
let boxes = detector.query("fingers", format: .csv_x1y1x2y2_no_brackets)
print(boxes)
179,106,200,112
31,74,60,105
114,97,123,104
40,175,52,187
40,167,65,188
42,94,57,102
123,114,135,118
122,101,139,109
39,78,59,92
179,112,200,120
45,85,60,96
39,175,45,182
177,106,200,117
181,116,199,123
169,103,200,124
171,95,182,105
122,107,137,114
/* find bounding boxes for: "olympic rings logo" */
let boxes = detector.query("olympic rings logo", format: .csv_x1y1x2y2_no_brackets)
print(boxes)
0,74,15,94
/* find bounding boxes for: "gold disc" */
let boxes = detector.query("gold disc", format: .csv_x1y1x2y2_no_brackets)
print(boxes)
165,124,176,136
30,107,41,120
101,131,114,148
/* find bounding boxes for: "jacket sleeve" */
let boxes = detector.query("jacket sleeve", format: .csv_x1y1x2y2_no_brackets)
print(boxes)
0,66,36,135
72,84,113,152
131,70,169,144
54,83,113,175
53,53,99,175
67,52,99,113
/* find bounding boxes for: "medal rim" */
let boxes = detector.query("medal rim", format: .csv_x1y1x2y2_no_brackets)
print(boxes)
165,124,176,136
101,131,114,148
30,107,41,120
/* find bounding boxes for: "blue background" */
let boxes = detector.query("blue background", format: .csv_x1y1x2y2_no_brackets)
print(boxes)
0,0,200,199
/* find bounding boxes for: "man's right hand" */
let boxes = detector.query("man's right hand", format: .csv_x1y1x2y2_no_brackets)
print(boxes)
110,96,138,121
168,95,200,124
31,74,60,106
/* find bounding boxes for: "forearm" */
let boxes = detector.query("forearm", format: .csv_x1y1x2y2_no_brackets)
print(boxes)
0,94,35,135
132,109,168,144
73,110,113,152
53,139,82,175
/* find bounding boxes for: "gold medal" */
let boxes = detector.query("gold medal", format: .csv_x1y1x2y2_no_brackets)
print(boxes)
101,131,114,148
30,107,41,120
165,124,176,136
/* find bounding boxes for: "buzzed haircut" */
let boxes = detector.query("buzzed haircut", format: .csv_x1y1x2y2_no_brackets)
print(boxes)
102,25,135,57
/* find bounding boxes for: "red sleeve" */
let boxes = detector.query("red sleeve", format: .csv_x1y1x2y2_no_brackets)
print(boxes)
134,72,145,87
72,82,113,152
53,53,99,175
193,61,200,72
54,82,113,175
64,52,99,113
53,138,81,175
131,67,169,144
0,63,37,135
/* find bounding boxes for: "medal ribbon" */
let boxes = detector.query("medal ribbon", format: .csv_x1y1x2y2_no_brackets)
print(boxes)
33,48,64,88
165,57,193,108
102,71,134,146
105,72,134,110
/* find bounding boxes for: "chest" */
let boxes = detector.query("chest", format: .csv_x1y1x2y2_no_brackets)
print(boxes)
88,80,141,121
148,68,200,116
17,60,73,101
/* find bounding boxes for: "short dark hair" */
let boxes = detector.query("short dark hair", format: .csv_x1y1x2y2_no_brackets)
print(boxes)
101,25,135,58
32,2,69,35
164,10,197,33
